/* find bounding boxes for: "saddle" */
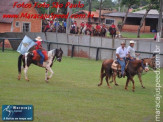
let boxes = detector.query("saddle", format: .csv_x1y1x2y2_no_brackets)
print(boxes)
32,50,48,62
111,60,121,70
111,60,130,71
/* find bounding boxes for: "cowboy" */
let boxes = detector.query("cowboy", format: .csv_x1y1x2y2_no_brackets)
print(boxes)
86,22,92,31
35,36,45,67
80,21,85,28
111,22,116,29
74,21,77,27
102,23,106,29
96,23,101,32
127,40,140,60
63,20,67,30
116,41,127,77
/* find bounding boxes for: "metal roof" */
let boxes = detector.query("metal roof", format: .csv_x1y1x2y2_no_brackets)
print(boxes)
103,12,161,19
0,0,32,23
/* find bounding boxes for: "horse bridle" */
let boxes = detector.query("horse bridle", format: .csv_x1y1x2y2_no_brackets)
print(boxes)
141,59,145,69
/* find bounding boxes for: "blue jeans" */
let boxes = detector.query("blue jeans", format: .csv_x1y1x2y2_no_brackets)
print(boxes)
117,58,126,75
37,50,44,65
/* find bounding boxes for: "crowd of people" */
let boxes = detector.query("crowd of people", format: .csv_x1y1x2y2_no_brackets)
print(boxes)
42,18,67,33
42,18,117,37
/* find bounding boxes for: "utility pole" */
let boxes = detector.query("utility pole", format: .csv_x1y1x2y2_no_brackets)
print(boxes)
99,0,102,24
66,0,73,34
88,0,92,23
157,0,163,40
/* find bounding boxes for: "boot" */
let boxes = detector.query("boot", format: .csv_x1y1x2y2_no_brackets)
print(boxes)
123,72,126,78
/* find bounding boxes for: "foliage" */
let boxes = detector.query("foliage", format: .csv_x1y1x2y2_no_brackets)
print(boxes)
121,0,140,7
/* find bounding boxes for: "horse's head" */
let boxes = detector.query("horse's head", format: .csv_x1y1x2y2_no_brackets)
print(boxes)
54,48,63,62
143,54,156,70
141,59,149,72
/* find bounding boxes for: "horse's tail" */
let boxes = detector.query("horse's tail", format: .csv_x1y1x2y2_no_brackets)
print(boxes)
18,54,23,80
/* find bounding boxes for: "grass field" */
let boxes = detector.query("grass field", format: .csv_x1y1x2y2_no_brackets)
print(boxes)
0,51,162,122
107,32,155,38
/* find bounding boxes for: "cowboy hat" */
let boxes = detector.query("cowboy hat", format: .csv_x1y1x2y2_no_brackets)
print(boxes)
35,36,42,41
130,40,136,43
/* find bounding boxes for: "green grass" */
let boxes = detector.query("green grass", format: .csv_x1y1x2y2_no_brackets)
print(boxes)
121,32,155,38
0,51,162,122
106,32,155,38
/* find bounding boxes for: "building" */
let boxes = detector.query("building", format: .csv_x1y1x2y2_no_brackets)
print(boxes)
0,0,42,33
103,9,162,32
72,9,113,26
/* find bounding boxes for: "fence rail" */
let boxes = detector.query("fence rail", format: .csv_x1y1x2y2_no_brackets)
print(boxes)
44,41,163,61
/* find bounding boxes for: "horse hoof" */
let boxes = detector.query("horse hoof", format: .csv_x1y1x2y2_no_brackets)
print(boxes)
98,84,101,86
142,86,145,89
25,79,29,82
132,90,135,92
125,88,128,91
115,83,119,86
108,86,111,88
47,77,50,80
45,80,49,83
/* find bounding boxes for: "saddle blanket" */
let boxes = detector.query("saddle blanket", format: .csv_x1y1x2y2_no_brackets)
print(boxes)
32,50,48,61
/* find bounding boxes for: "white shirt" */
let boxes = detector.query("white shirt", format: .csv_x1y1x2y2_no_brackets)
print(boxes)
127,46,135,58
116,46,127,58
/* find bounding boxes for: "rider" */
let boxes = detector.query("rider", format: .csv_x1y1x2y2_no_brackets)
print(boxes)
63,20,67,30
74,21,77,27
127,40,140,60
86,22,92,31
116,41,127,78
102,23,106,29
35,36,45,67
96,23,101,32
80,21,85,29
111,22,116,29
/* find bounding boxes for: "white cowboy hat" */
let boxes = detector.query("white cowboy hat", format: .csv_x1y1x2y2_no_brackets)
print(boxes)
35,36,42,41
130,40,136,43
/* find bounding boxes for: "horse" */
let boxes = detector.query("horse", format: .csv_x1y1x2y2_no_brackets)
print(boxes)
100,28,106,37
92,28,99,36
98,56,155,91
85,28,92,35
109,27,116,38
70,26,79,34
17,48,63,82
81,26,87,35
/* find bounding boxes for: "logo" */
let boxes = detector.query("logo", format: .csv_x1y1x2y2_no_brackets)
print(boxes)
22,43,29,47
2,105,33,121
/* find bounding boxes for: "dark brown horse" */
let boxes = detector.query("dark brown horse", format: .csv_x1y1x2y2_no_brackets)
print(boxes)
98,55,155,91
100,28,106,37
109,27,116,38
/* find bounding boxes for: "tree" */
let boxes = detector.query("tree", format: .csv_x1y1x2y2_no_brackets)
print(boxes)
137,0,159,38
119,0,140,32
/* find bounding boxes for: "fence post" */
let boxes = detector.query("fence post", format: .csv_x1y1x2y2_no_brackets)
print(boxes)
96,48,99,61
2,39,5,52
48,42,51,51
71,45,74,58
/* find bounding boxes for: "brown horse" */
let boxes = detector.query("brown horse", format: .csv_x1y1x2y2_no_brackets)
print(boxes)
98,55,155,91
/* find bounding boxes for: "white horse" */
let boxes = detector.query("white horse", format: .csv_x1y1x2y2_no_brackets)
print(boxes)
18,48,63,82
